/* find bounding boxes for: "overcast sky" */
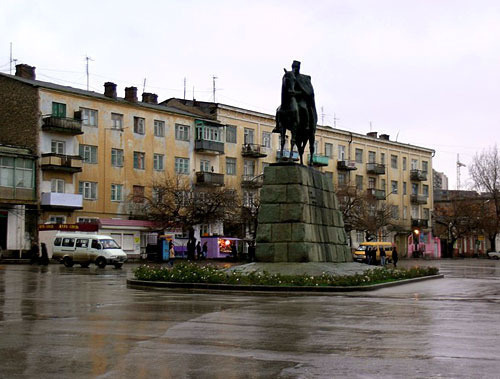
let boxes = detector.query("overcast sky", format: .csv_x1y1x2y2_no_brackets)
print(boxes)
2,0,499,189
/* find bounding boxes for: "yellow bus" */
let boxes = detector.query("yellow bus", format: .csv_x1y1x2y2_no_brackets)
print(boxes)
352,241,394,264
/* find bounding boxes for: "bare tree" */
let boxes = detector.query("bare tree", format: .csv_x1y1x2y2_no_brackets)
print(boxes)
469,145,500,250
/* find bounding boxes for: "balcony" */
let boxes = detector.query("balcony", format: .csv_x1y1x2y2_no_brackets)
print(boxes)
194,139,225,155
411,218,429,228
195,172,225,187
241,174,263,188
367,188,386,200
42,115,83,135
366,163,386,175
41,192,83,210
308,154,329,167
276,149,299,161
410,169,427,181
242,144,267,158
337,160,357,171
40,153,83,173
410,194,428,204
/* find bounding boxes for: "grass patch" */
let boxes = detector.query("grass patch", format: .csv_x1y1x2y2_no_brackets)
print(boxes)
133,263,439,287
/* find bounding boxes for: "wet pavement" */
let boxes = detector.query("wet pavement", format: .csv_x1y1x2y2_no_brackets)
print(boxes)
0,259,499,378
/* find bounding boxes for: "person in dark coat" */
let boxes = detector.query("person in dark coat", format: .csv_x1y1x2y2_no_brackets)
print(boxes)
392,246,399,268
202,242,208,259
29,243,39,265
231,243,238,261
39,243,49,265
248,241,256,262
366,247,373,265
196,241,202,260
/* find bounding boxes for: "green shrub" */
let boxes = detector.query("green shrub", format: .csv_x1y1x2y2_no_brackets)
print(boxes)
133,263,439,287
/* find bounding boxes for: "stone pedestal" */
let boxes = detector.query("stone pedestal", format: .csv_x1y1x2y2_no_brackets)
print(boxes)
255,163,351,263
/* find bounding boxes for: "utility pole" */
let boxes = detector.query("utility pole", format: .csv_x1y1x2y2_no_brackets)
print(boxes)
212,75,218,102
457,154,466,190
85,55,94,91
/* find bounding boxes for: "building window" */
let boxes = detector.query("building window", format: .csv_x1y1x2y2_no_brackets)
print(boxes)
175,124,190,141
356,230,364,243
391,180,398,194
79,144,98,164
226,157,236,175
411,205,419,219
423,184,429,196
244,128,254,144
262,132,271,148
226,125,237,143
51,179,65,193
78,217,98,224
153,154,164,171
324,171,333,181
368,151,376,163
111,149,123,167
133,152,145,170
368,177,376,189
134,117,145,134
52,102,66,118
391,155,398,169
51,140,65,154
338,173,346,185
154,120,165,137
200,159,210,172
356,175,363,190
175,157,189,174
111,184,123,201
412,183,419,195
338,145,346,161
49,215,66,224
423,208,430,220
355,148,363,163
391,205,399,219
133,185,145,203
111,113,123,130
244,160,255,176
197,124,223,142
79,181,97,200
403,182,407,195
403,206,408,220
381,153,385,165
411,159,418,170
324,143,333,157
0,157,33,189
80,108,98,127
243,191,256,207
402,157,407,170
422,161,428,173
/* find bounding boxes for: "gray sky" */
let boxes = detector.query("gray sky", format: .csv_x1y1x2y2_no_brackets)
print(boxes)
2,0,499,189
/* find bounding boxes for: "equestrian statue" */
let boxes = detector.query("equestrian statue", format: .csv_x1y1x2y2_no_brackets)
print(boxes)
273,60,318,166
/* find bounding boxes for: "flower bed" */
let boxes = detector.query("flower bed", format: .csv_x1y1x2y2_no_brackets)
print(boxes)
133,263,439,287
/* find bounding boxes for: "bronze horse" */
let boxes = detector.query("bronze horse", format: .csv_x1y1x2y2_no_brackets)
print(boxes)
275,69,316,166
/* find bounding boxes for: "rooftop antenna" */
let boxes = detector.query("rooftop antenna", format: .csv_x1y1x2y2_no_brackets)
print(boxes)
9,42,13,74
457,153,466,190
192,85,195,101
143,78,147,93
395,131,400,142
85,55,94,91
333,113,340,128
183,77,186,100
321,106,324,125
212,75,218,102
370,121,373,132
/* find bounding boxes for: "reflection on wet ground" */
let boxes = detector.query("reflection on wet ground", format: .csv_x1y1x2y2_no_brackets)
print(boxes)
0,259,499,378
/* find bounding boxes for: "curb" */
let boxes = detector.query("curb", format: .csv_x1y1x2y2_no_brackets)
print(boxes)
127,274,444,293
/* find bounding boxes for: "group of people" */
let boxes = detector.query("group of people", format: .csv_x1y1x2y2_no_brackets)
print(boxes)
168,239,208,267
29,242,49,265
365,246,399,267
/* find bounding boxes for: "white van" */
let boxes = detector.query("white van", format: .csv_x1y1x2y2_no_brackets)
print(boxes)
52,233,127,268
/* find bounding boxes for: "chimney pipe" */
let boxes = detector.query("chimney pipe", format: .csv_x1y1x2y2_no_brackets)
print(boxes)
15,64,36,80
124,86,138,103
142,92,158,104
367,131,378,138
379,134,390,141
104,82,117,99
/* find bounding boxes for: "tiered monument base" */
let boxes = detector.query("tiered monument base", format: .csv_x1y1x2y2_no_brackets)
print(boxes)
256,163,351,263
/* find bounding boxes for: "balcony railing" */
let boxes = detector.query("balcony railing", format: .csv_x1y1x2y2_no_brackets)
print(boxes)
308,154,329,167
367,188,386,200
41,192,83,210
42,115,83,135
195,171,225,186
194,139,225,155
241,144,267,158
241,174,263,188
276,149,299,161
410,194,428,204
40,153,83,173
410,169,427,181
411,218,429,228
366,163,386,175
337,160,357,171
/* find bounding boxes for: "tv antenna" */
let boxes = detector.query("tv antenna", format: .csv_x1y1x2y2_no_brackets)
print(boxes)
457,154,466,190
333,113,340,128
212,75,218,102
85,55,94,91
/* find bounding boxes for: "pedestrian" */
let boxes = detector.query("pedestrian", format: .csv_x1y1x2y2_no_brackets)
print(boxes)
366,246,372,265
202,241,208,259
39,243,49,266
380,247,387,266
196,241,202,260
29,243,39,265
187,238,195,261
168,240,175,267
231,243,237,261
392,246,399,268
248,241,256,262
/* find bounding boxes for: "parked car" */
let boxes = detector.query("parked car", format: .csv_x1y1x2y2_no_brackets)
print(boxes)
487,251,500,259
52,233,127,268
